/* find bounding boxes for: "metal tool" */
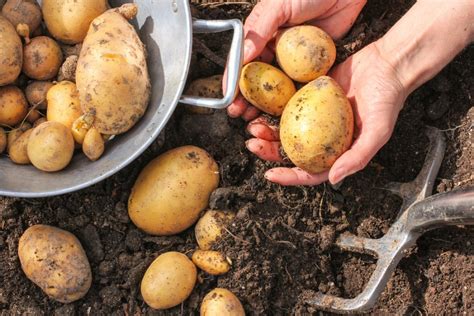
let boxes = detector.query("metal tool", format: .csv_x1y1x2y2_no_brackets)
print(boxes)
306,126,474,313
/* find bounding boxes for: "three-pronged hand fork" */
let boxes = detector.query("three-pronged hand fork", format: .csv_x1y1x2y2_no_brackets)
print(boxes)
306,127,474,313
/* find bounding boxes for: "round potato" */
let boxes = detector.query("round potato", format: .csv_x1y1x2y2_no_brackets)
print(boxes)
1,0,42,35
239,62,296,116
195,210,235,250
201,288,245,316
184,75,223,114
276,25,336,83
82,127,104,161
141,252,197,310
0,15,22,86
280,76,354,173
7,122,31,152
129,146,219,235
0,127,7,153
25,81,53,110
192,250,230,275
46,81,82,129
27,121,75,172
23,36,63,80
0,86,28,126
71,113,94,144
9,128,32,164
18,225,92,303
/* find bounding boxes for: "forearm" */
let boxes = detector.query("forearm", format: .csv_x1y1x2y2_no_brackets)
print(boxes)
376,0,474,94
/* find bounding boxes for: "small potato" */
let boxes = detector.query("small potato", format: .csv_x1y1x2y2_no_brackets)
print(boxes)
58,55,78,82
201,288,245,316
129,146,219,235
25,108,42,123
239,62,296,116
0,15,22,86
32,117,47,128
23,36,63,80
2,0,42,35
141,252,197,310
184,75,223,114
27,121,75,172
25,81,53,110
18,225,92,303
7,122,31,152
192,250,230,275
46,81,82,129
9,128,32,164
71,113,94,144
195,210,235,250
0,127,6,153
82,127,104,161
0,86,28,126
280,76,354,173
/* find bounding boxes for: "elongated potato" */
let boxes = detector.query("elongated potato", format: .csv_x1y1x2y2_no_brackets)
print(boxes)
0,86,28,126
0,15,22,86
2,0,42,35
195,210,235,250
82,127,104,161
76,4,151,135
9,128,32,164
280,76,354,173
0,127,6,153
46,81,82,129
192,250,231,275
25,81,53,110
201,288,245,316
71,113,94,144
23,36,63,80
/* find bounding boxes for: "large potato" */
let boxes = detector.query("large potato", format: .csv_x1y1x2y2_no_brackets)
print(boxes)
201,288,245,316
280,76,354,173
2,0,42,35
25,81,53,110
27,121,75,172
276,25,336,83
129,146,219,235
184,75,223,114
195,210,235,250
141,252,197,310
76,4,151,135
42,0,108,44
23,36,63,80
46,81,82,129
0,15,22,86
0,86,28,126
18,225,92,303
239,62,296,116
9,128,32,164
192,250,230,276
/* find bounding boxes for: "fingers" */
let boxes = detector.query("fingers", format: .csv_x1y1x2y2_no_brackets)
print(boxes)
247,116,279,141
265,168,329,186
246,138,283,162
242,106,260,121
227,94,249,118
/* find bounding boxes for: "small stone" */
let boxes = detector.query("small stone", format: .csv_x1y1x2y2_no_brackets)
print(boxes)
81,224,104,262
426,93,450,120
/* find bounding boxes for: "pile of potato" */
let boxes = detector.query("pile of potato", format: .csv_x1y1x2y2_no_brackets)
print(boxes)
0,0,150,172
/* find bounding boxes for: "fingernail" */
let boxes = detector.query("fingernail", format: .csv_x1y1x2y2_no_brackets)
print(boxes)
243,41,252,57
331,167,345,184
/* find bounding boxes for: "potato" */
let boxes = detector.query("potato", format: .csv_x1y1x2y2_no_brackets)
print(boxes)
27,121,75,172
1,0,42,35
0,127,6,153
9,128,32,164
23,36,63,80
76,4,151,135
141,252,197,310
276,25,336,83
192,250,230,275
82,127,104,161
58,55,78,82
25,81,53,110
32,117,46,128
46,81,82,129
195,210,235,250
7,122,31,152
201,288,245,316
128,146,219,235
0,15,22,86
25,108,41,123
239,62,296,116
42,0,108,44
0,86,28,126
71,113,94,144
184,75,223,114
18,225,92,303
280,76,354,173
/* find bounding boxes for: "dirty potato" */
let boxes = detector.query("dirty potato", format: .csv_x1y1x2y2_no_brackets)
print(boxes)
46,81,82,129
1,0,42,34
0,127,6,153
71,113,94,144
23,36,63,80
184,75,223,114
195,210,235,250
25,81,53,110
0,86,28,126
9,128,32,164
82,127,104,161
192,250,231,275
0,15,22,86
201,288,245,316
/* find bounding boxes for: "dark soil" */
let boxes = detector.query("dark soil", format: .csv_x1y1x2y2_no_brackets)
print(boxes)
1,1,473,315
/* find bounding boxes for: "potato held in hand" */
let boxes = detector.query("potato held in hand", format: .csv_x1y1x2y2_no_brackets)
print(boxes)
18,225,92,303
201,288,245,316
280,76,354,173
0,15,22,86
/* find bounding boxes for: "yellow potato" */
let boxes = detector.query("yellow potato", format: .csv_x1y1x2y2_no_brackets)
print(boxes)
46,81,82,129
280,76,354,173
239,62,296,116
9,128,32,164
195,210,235,250
27,121,75,172
76,4,151,135
71,113,94,144
25,81,54,110
0,86,28,126
42,0,108,44
276,25,336,83
0,15,22,86
82,127,104,161
192,250,230,275
201,288,245,316
32,117,47,128
141,252,197,310
128,146,219,235
0,127,7,153
7,122,31,152
18,225,92,303
1,0,42,35
23,36,63,80
184,75,223,114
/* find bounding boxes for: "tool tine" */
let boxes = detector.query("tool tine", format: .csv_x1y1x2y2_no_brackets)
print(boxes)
336,233,382,255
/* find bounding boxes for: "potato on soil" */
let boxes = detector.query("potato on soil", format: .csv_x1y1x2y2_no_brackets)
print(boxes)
201,288,245,316
0,15,22,86
46,81,82,129
23,36,63,80
0,86,28,126
192,250,231,275
27,121,75,172
128,146,219,236
239,62,296,116
141,252,197,310
1,0,42,35
280,76,354,173
0,127,7,153
18,225,92,303
76,4,151,135
25,81,53,110
195,210,235,250
184,75,223,114
82,127,104,161
9,128,32,164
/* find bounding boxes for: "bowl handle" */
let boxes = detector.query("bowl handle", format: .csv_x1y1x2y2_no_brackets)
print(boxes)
179,19,243,109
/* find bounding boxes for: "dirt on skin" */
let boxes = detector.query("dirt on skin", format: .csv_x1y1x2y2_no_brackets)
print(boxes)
1,1,473,315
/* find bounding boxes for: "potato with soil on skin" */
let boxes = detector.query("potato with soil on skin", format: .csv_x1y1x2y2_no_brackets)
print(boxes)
0,86,28,126
184,74,223,114
42,0,108,44
58,55,78,82
129,145,219,235
201,288,245,316
82,127,104,161
2,0,42,35
239,62,296,116
23,36,63,80
18,225,92,303
76,3,151,135
0,15,22,86
46,81,82,129
192,250,231,275
27,121,75,172
280,76,354,173
141,251,197,310
25,81,53,110
195,210,235,250
0,127,7,153
9,128,32,164
276,25,336,83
